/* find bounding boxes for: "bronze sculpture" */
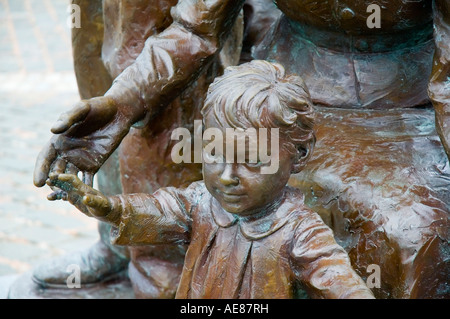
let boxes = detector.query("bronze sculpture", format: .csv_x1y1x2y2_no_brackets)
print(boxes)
28,0,449,298
29,0,282,299
46,60,375,298
31,0,246,298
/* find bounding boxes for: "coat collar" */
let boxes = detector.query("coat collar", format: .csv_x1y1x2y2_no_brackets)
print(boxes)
210,187,303,240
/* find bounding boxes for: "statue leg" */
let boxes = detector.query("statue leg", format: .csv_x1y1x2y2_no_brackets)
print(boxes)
290,106,450,299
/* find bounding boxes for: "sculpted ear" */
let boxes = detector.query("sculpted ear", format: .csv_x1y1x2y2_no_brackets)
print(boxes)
291,140,315,174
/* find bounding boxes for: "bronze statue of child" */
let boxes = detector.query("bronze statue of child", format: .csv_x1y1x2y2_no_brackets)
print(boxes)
46,60,374,299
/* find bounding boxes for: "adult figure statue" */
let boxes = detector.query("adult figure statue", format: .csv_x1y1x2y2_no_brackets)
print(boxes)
33,0,449,299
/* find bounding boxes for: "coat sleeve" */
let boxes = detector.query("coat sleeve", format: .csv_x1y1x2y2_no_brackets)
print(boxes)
290,212,375,299
104,0,246,125
108,183,204,246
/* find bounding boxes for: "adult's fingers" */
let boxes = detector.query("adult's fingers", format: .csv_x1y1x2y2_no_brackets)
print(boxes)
83,172,94,187
51,101,90,134
65,162,79,175
51,158,66,175
33,139,57,187
47,190,67,201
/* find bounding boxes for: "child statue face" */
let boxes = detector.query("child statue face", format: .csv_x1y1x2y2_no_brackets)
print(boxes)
202,113,295,216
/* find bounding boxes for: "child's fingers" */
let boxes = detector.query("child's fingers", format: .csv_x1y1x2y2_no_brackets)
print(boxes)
46,173,107,216
60,173,97,198
83,195,110,216
47,190,68,201
47,173,86,200
83,194,108,208
54,173,85,193
47,192,57,201
46,179,68,201
57,173,80,184
46,178,55,187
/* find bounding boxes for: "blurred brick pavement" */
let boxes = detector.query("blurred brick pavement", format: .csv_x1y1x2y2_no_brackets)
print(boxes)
0,0,99,278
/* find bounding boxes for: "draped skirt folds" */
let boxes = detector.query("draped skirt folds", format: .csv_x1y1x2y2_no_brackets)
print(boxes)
290,106,450,299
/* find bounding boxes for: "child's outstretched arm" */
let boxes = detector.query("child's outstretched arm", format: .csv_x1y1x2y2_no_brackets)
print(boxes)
291,212,375,299
47,173,118,225
48,175,202,246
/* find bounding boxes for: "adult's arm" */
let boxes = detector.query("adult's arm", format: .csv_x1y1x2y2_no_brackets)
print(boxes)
104,0,245,122
33,0,245,187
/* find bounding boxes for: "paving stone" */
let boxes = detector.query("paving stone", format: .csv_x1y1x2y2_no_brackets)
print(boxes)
0,240,48,263
11,226,74,245
0,265,16,276
0,275,19,299
0,0,99,279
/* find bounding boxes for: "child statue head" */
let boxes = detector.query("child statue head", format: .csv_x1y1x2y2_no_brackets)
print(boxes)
200,60,315,215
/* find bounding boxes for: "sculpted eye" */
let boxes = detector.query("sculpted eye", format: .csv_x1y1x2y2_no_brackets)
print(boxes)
245,160,263,168
202,147,224,164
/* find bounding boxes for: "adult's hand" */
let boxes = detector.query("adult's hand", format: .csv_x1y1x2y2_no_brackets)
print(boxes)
33,0,246,193
33,96,131,193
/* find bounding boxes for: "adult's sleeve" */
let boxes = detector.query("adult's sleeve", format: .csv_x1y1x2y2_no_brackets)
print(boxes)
104,0,246,124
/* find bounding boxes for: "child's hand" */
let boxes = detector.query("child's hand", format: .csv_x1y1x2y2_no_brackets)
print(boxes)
46,173,111,218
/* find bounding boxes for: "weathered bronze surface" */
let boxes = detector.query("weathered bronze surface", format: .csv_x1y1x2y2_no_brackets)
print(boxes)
27,0,449,299
46,61,375,298
31,0,244,299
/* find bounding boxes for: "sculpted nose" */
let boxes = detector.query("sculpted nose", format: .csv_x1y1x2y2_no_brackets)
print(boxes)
219,164,239,186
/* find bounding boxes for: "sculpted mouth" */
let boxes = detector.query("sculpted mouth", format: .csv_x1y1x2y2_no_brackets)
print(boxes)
217,190,245,202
